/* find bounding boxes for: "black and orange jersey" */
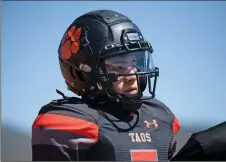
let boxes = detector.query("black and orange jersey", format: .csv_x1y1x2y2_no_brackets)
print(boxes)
32,97,180,161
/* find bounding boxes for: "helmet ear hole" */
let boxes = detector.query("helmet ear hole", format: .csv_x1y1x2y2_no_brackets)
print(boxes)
70,66,84,82
76,70,85,82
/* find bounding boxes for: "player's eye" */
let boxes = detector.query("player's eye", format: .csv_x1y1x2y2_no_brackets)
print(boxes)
116,65,125,69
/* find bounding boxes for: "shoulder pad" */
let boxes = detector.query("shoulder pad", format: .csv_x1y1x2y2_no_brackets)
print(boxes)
37,97,100,126
32,97,100,150
142,98,180,135
142,98,175,124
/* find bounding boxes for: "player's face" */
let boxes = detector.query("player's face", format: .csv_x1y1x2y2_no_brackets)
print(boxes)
105,54,138,95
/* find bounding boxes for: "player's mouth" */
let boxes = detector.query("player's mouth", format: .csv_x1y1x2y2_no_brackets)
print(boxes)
123,87,138,95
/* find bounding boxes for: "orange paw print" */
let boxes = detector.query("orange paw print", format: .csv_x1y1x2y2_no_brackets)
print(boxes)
60,25,82,60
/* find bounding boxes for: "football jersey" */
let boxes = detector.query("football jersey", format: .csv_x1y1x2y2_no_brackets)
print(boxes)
32,97,180,161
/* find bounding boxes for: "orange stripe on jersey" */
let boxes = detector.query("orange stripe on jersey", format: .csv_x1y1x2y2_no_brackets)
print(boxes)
131,149,158,161
173,117,180,135
32,113,98,141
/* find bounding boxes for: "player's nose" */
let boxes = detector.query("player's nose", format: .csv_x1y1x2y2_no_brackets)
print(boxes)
124,67,137,82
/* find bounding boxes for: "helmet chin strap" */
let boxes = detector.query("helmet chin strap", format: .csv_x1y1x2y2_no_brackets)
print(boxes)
120,98,142,112
83,89,143,112
107,91,143,112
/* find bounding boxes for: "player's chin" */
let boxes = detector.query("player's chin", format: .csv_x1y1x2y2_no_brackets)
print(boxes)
123,89,138,95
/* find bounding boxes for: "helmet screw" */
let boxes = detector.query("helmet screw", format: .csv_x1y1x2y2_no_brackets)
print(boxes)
90,86,94,90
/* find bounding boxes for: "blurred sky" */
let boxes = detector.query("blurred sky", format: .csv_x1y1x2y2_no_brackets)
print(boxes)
2,1,226,134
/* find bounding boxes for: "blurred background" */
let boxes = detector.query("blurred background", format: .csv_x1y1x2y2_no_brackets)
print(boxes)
2,1,226,161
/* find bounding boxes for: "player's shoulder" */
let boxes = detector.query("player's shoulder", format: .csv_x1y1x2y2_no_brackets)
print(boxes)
32,96,100,146
142,97,176,125
33,97,100,126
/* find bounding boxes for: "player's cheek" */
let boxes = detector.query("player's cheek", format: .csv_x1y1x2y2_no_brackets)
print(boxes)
112,79,123,93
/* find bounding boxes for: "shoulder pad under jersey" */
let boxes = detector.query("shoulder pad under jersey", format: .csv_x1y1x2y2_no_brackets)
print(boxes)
142,98,180,135
32,97,101,147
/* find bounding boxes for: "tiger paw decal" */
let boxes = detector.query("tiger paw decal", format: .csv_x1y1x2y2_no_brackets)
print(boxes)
60,25,82,60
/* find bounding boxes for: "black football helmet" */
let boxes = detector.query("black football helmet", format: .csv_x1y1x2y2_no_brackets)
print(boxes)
58,10,159,111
